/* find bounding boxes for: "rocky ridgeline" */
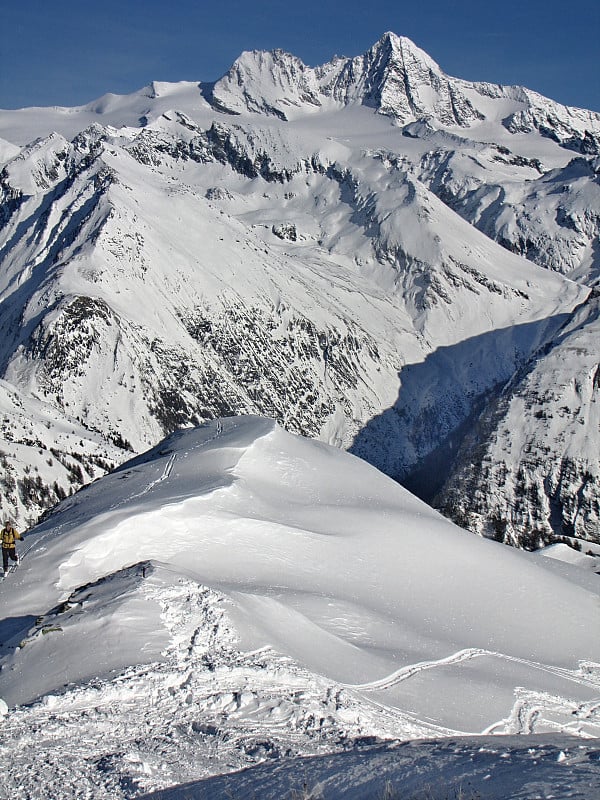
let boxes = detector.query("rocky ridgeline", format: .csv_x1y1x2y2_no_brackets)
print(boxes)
413,149,600,283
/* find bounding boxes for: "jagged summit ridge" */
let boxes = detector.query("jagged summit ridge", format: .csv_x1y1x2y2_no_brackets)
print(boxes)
321,32,484,126
209,31,600,145
210,32,483,126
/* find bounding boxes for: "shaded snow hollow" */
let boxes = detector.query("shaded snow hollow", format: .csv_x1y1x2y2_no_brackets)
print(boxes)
0,417,598,798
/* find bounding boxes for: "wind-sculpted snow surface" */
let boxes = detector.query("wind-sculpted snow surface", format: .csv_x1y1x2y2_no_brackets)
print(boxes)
0,418,598,798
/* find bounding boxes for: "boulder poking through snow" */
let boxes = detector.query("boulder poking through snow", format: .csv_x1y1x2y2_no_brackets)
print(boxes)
272,222,297,241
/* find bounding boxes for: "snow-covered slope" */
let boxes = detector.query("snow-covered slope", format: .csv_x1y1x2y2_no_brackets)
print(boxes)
0,137,20,167
0,378,126,528
0,418,598,798
0,31,598,547
411,142,600,284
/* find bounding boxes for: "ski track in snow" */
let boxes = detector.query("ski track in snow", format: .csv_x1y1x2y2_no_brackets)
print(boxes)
0,574,452,799
346,647,600,693
3,454,182,579
1,571,599,799
348,652,600,740
14,421,222,572
346,652,600,742
128,452,178,502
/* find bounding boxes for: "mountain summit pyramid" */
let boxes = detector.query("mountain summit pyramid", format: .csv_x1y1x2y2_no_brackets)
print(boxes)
210,32,484,126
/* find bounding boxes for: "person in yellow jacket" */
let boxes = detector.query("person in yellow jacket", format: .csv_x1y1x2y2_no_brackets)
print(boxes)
2,520,22,576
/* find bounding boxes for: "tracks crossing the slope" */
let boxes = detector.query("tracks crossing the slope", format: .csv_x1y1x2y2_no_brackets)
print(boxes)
343,648,600,693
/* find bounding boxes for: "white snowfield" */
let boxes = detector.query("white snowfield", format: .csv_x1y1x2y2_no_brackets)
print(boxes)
0,417,598,798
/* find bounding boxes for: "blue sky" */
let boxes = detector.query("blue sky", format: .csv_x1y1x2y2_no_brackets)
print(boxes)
1,0,598,111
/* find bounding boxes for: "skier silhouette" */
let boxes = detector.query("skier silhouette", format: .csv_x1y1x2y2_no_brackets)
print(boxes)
2,520,22,576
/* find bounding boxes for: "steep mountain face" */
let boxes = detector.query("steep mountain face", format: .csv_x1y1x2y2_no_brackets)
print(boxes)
0,122,400,448
211,33,484,127
436,289,600,548
0,32,598,548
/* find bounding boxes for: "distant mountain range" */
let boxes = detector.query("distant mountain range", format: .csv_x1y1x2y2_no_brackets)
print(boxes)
0,32,598,549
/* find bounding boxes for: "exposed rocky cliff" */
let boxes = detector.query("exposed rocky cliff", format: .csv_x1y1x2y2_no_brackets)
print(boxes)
435,290,600,548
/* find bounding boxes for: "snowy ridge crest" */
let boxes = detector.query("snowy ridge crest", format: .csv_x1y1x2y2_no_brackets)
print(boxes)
210,31,600,147
0,418,599,798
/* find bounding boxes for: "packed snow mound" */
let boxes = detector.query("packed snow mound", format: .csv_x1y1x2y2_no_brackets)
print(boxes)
2,417,599,719
1,417,599,798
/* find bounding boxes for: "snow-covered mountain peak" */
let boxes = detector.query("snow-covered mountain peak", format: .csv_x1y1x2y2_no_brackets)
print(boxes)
1,131,72,195
211,46,322,119
2,33,599,152
210,32,482,126
342,33,486,126
205,32,600,151
372,30,442,74
0,47,597,536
